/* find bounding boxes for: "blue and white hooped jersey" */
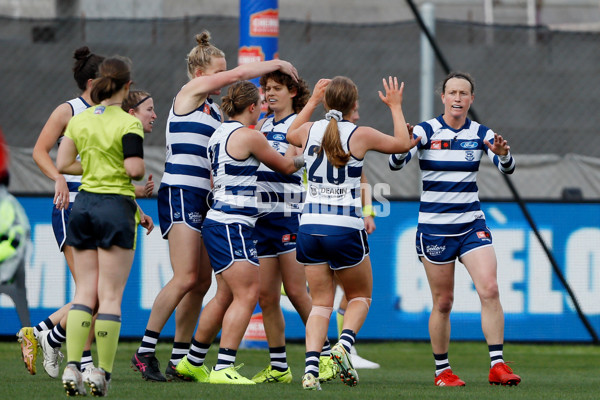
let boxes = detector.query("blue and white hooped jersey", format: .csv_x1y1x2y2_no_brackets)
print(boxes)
257,113,305,217
160,96,222,198
301,119,364,233
62,96,91,203
388,115,516,236
205,121,260,227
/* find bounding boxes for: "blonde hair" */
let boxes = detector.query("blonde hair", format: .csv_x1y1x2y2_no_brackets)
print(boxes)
221,81,260,118
319,76,358,168
186,30,225,80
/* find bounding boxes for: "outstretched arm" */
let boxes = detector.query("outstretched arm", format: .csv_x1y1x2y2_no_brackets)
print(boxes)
287,78,331,147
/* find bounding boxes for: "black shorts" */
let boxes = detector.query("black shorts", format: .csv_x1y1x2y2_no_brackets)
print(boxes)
66,190,138,250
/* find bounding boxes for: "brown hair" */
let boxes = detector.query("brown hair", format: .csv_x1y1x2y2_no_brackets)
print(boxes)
122,90,151,113
259,71,310,115
221,81,260,118
319,76,358,168
72,46,104,92
186,30,226,80
441,71,475,94
90,57,131,104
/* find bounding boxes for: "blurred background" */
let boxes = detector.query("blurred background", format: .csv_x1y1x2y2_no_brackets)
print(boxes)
0,0,599,343
2,0,600,199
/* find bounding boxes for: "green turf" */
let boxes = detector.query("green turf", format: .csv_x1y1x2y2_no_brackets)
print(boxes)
3,340,599,399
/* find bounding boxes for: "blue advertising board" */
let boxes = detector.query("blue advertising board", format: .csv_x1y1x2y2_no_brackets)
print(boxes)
1,198,599,342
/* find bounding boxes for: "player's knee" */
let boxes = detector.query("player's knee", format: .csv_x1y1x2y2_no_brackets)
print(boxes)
309,305,333,320
435,296,454,314
347,296,372,311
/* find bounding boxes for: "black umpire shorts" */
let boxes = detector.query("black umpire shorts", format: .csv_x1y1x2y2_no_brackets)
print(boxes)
66,190,138,250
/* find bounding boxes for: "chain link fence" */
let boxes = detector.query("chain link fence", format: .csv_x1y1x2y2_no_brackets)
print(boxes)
2,15,600,199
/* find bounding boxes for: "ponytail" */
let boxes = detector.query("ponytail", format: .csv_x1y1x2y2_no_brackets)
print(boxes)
318,109,350,168
90,57,131,104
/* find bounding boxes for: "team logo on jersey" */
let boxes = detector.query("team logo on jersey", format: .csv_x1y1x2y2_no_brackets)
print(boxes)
281,233,297,243
187,211,203,224
94,106,105,114
477,231,491,241
460,141,478,149
272,141,280,151
430,140,451,150
426,244,446,257
465,150,475,161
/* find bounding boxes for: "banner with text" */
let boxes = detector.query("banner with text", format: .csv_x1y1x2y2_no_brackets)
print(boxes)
1,198,598,342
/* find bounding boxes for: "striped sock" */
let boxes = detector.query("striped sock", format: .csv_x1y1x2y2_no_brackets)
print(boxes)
320,339,331,357
269,346,288,372
304,351,320,378
170,342,190,366
214,348,237,371
138,329,160,354
187,339,211,367
80,350,94,371
48,322,66,348
339,329,356,353
489,344,504,367
434,352,451,376
34,318,54,338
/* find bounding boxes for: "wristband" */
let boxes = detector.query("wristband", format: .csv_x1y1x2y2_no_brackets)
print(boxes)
499,152,511,163
362,205,376,218
293,155,305,169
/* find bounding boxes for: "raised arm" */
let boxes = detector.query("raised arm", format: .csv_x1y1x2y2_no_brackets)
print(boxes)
180,60,298,106
287,78,331,147
351,77,420,158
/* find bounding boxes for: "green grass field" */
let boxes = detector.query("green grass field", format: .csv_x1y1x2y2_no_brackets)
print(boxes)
2,340,599,399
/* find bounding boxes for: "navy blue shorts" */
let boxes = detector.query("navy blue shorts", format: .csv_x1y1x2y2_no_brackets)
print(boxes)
296,227,369,270
51,203,73,251
202,219,259,274
66,190,138,250
253,214,300,257
416,221,494,264
158,186,209,238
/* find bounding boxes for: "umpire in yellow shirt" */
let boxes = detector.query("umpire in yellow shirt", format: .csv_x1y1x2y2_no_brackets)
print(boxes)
56,56,152,397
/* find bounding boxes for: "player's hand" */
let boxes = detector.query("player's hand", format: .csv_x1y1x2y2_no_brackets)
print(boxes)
484,132,510,156
53,175,70,210
378,76,404,108
143,174,154,197
140,214,154,235
364,216,376,234
310,79,331,105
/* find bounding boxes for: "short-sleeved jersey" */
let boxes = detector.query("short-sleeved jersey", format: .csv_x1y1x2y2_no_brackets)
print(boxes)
389,115,516,236
205,121,260,227
62,96,91,203
257,113,304,217
301,119,364,234
160,96,222,198
64,104,144,197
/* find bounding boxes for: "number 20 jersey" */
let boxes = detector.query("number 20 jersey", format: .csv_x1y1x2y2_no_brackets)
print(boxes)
301,119,364,233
